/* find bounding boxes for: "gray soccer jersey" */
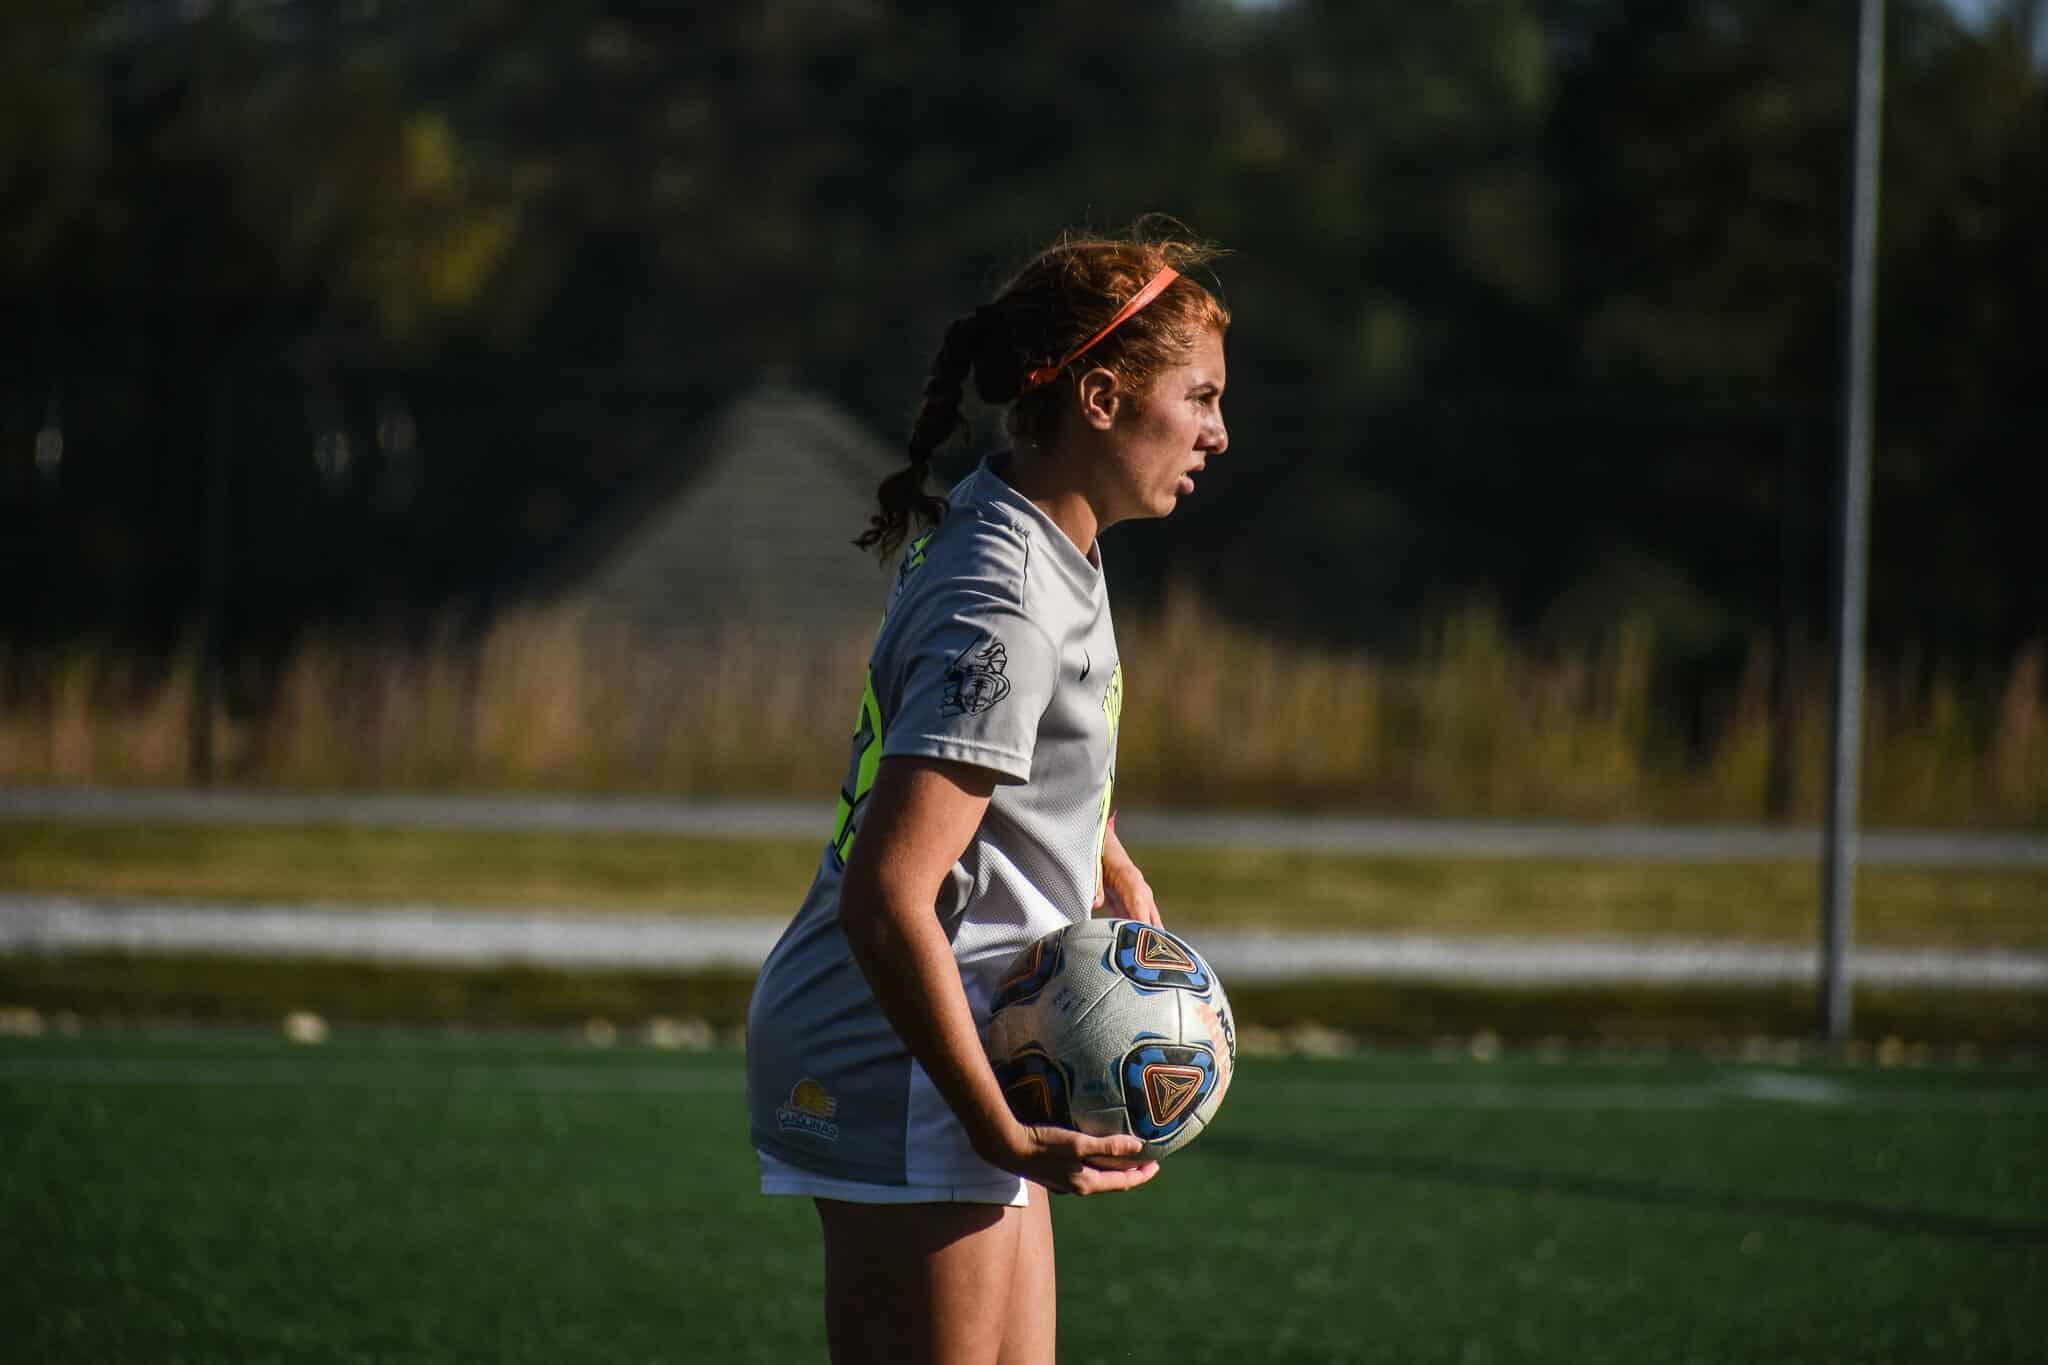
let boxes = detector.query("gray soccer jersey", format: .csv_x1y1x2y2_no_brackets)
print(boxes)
746,456,1124,1186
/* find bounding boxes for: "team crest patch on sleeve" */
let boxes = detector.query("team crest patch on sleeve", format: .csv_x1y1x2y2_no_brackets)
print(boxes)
776,1078,841,1141
941,636,1012,716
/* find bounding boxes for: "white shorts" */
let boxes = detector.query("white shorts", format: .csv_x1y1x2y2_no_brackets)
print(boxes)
757,1149,1030,1207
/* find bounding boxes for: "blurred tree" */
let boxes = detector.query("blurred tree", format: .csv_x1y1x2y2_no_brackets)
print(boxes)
1,0,2040,760
1875,5,2048,682
0,1,107,286
1544,0,2044,694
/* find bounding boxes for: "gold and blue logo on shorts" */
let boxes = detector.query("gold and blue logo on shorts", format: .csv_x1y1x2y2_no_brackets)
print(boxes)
776,1077,841,1141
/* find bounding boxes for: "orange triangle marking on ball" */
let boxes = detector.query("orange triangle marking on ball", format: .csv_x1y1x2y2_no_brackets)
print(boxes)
999,942,1043,990
1007,1075,1053,1122
1135,927,1198,974
1142,1064,1205,1126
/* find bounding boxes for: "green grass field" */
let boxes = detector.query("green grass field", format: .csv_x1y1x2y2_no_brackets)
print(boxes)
3,1034,2042,1363
8,954,2048,1047
5,819,2046,946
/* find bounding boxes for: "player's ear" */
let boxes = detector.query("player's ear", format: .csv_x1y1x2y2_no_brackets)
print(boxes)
1075,366,1120,431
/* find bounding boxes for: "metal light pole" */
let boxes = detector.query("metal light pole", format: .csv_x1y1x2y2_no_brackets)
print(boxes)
1821,0,1886,1043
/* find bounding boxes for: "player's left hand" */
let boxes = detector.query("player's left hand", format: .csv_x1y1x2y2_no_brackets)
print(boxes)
1094,813,1162,927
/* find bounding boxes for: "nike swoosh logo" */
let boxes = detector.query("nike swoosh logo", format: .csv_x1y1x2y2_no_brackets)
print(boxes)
1079,650,1092,682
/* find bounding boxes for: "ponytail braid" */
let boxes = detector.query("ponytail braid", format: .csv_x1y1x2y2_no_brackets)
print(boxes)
856,219,1229,561
855,308,986,559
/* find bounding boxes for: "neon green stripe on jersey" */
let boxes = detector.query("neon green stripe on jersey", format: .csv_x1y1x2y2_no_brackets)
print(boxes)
830,669,885,864
1091,661,1125,898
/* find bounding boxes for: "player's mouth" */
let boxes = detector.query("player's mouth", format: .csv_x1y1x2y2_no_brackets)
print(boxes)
1177,463,1205,495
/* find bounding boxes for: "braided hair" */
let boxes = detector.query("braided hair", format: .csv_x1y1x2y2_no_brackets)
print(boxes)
856,219,1230,560
854,308,986,557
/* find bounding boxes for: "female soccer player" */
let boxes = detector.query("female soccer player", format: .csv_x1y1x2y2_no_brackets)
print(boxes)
747,223,1230,1365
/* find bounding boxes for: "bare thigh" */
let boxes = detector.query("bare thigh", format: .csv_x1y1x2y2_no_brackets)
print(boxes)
815,1193,1056,1365
998,1184,1055,1365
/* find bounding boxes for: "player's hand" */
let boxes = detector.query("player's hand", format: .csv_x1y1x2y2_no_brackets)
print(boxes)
985,1122,1159,1195
1095,814,1163,927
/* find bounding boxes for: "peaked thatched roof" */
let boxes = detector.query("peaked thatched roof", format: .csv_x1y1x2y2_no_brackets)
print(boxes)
562,383,903,636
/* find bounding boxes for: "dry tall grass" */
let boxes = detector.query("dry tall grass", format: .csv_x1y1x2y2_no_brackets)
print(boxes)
2,603,2042,827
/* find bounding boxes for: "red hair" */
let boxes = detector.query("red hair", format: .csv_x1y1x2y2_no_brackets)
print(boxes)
857,219,1230,559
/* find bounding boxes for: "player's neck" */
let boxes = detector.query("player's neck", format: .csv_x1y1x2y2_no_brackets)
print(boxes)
997,448,1101,562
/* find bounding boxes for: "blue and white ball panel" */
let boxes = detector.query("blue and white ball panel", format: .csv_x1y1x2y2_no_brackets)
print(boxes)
990,1046,1075,1129
985,917,1234,1159
1109,921,1213,993
990,932,1065,1013
1121,1042,1219,1143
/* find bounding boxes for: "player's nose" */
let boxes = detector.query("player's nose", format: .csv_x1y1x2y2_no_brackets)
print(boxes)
1200,413,1228,456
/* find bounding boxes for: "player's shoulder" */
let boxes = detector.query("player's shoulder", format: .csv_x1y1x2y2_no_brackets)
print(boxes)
890,466,1038,614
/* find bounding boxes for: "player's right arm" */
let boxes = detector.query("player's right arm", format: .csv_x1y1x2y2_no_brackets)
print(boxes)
837,754,1159,1196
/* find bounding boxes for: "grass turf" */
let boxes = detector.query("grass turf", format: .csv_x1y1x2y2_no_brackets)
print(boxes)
4,818,2046,947
2,1034,2042,1363
6,953,2048,1046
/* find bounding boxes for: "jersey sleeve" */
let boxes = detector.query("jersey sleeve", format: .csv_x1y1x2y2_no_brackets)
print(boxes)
879,596,1059,785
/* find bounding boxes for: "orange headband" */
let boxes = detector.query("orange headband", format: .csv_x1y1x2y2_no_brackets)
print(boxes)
1019,266,1182,392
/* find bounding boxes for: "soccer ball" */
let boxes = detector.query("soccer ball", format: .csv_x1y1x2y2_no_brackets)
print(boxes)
983,918,1236,1160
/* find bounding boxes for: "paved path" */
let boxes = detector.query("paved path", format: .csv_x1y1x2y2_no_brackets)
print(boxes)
6,785,2046,867
5,894,2042,990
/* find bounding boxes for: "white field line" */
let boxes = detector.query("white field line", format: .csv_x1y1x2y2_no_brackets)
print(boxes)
1204,932,2048,989
3,894,2044,990
6,785,2046,867
1247,1082,2048,1115
1125,811,2048,868
0,896,780,972
3,1052,2044,1114
0,788,831,840
1730,1072,1854,1105
0,1055,742,1092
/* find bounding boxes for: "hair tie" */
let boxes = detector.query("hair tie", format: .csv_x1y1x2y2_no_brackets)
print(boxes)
1019,266,1180,392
